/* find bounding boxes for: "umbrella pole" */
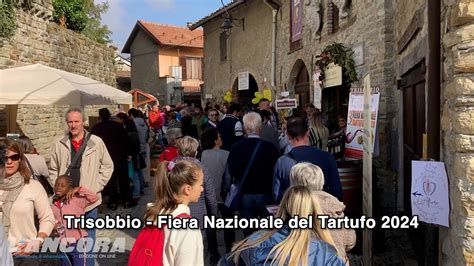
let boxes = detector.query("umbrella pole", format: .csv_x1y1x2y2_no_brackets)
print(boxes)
6,105,18,134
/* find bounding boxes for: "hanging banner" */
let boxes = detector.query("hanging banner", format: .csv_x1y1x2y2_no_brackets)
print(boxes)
290,0,303,42
238,71,249,91
344,86,380,159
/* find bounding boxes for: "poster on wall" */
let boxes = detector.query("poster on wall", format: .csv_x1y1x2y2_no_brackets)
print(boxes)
238,71,249,91
291,0,303,42
312,70,322,110
411,161,450,227
344,86,380,159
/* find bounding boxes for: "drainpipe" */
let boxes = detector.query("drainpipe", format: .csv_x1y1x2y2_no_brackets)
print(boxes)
264,0,280,94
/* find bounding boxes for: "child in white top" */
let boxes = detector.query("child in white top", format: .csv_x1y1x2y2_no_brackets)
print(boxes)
144,160,204,266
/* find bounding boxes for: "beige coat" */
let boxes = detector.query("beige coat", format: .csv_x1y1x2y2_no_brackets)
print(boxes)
313,191,357,263
49,133,113,211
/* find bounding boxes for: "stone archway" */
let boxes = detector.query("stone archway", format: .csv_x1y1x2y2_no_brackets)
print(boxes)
232,73,258,109
288,59,310,110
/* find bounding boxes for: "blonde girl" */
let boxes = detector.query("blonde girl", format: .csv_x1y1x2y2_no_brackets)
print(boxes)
290,162,356,263
144,160,205,265
223,186,344,266
308,109,330,151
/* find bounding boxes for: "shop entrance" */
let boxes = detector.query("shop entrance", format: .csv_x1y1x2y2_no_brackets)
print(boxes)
400,61,438,264
232,73,258,109
321,85,350,134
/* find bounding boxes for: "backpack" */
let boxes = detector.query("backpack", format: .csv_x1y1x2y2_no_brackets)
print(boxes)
128,213,191,266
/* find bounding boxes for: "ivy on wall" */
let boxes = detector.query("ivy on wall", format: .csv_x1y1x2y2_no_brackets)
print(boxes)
0,2,17,39
315,42,358,84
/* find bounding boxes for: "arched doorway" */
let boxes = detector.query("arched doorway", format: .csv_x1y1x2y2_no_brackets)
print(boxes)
232,73,258,110
289,60,310,112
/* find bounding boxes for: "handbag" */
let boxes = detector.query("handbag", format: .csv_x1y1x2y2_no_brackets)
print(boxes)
224,140,262,210
25,158,54,196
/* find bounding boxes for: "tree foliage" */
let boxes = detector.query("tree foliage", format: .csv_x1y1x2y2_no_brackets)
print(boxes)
0,1,17,39
52,0,111,44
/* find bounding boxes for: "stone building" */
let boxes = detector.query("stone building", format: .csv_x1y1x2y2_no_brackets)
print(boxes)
190,0,275,106
0,0,117,158
122,21,204,105
193,0,473,264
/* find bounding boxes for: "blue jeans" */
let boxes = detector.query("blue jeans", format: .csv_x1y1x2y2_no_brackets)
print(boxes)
85,208,97,266
239,194,272,236
60,243,86,266
132,170,144,198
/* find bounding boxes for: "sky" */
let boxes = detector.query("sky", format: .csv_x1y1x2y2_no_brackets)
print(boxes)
100,0,231,54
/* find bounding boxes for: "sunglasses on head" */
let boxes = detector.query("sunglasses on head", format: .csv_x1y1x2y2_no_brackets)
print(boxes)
5,154,21,161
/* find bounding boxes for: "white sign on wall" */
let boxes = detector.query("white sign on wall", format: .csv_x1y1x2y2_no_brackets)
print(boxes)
323,63,342,88
238,71,249,91
312,70,322,110
411,161,450,227
352,43,365,66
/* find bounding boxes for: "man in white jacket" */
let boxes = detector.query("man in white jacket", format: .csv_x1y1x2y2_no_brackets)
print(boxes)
49,107,113,266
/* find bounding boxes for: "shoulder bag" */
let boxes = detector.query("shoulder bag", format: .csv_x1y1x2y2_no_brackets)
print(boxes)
224,140,262,210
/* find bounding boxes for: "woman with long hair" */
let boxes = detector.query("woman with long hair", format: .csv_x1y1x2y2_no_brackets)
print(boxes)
308,109,330,151
143,160,204,265
290,162,356,263
174,136,219,262
0,139,55,260
221,186,344,265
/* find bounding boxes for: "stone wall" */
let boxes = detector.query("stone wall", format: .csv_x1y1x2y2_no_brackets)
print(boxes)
202,0,274,100
276,0,398,212
0,1,117,159
440,0,474,264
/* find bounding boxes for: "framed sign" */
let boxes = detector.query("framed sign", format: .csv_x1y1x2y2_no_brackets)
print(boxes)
238,72,249,91
275,98,297,110
323,63,343,88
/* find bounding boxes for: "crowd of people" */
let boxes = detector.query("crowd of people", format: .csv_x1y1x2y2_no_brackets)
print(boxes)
0,98,354,265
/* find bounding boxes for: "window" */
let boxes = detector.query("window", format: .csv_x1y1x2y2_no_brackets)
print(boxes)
220,32,227,61
179,57,202,80
186,57,202,80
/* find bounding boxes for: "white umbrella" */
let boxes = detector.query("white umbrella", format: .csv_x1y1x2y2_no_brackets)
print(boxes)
0,64,132,105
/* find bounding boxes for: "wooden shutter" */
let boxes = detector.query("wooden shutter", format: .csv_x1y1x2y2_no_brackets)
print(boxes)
220,32,227,61
199,57,203,80
179,56,187,80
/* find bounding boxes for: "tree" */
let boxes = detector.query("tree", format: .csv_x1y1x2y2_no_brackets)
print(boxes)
52,0,111,44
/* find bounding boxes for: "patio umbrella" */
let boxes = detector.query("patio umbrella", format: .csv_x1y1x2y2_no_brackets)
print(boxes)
0,64,132,105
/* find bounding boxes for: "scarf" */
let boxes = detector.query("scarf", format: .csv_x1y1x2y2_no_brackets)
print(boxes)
0,172,25,236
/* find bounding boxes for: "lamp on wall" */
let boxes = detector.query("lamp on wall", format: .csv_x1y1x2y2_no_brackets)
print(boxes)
221,16,244,34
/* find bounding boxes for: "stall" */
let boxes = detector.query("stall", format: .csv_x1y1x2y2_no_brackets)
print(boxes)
0,63,133,133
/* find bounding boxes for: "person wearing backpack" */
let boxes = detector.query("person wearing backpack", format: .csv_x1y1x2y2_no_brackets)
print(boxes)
129,160,204,266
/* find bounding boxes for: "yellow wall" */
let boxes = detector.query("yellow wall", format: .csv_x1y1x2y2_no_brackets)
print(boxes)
158,46,203,77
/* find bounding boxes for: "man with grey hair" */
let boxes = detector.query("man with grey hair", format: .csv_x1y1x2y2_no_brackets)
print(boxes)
49,107,113,266
222,112,279,237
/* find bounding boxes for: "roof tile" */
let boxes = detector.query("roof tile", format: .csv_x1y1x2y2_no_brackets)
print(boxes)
139,20,203,48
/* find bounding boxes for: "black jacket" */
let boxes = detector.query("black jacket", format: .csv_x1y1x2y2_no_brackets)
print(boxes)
225,138,279,195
